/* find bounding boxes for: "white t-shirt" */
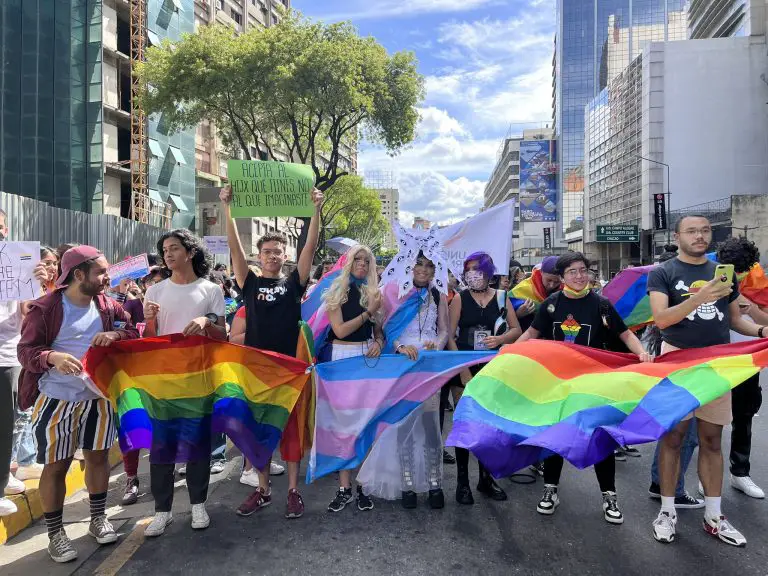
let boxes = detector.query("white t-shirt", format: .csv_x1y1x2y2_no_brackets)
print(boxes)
145,277,226,336
0,301,22,367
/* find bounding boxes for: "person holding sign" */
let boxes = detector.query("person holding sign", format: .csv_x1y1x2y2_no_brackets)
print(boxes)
17,246,139,563
447,252,522,506
220,184,323,520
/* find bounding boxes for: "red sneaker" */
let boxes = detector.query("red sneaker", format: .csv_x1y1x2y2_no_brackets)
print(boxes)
285,489,304,519
236,487,272,517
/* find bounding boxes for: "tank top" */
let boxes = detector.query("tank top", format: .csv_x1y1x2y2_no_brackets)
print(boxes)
327,283,374,343
456,289,502,351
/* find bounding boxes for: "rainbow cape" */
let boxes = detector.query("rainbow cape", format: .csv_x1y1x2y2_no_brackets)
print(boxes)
448,339,768,478
509,268,549,311
602,265,655,330
83,335,311,469
307,350,494,482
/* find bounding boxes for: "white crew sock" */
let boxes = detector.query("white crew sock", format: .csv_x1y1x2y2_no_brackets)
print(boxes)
660,496,676,516
705,496,722,519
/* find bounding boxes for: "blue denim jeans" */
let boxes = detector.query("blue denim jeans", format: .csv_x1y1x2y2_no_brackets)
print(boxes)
651,418,699,497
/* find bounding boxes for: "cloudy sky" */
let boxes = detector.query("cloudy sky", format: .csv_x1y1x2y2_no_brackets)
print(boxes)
291,0,556,227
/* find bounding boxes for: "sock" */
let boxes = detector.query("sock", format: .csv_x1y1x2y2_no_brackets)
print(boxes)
90,492,107,520
660,496,676,516
44,510,64,539
705,496,722,519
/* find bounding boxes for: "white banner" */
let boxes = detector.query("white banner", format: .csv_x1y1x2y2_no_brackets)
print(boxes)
0,241,41,302
436,201,515,278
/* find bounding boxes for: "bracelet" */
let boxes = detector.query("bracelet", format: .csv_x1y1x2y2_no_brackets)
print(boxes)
759,326,765,338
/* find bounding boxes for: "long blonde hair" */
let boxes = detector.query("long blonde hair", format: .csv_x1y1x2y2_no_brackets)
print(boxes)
323,245,380,316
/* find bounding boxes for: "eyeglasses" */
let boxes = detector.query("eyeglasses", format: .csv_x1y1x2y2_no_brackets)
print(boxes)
681,227,712,236
564,268,589,278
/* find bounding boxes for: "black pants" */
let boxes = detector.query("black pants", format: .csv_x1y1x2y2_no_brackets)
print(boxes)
438,379,457,432
543,454,616,493
0,367,18,493
151,459,210,512
730,374,762,477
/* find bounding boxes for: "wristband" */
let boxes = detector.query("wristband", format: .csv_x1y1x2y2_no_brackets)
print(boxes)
760,326,765,339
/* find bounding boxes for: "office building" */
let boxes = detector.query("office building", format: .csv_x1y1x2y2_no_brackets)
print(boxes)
688,0,767,38
554,1,687,236
413,217,432,230
584,37,768,274
365,171,399,250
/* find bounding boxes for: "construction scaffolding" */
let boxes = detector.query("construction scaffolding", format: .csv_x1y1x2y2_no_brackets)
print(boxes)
130,0,151,224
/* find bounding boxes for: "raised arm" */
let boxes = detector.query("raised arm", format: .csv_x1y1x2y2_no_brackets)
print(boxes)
220,186,249,291
296,189,324,287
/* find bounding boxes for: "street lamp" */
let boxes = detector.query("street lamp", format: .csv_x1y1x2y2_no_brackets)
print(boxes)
634,154,671,247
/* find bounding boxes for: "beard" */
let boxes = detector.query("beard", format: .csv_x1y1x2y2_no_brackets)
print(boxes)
80,280,104,297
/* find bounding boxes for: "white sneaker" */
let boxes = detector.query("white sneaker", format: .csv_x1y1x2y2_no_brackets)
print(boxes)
731,475,765,499
177,465,187,476
191,504,210,530
14,463,44,480
0,496,18,516
144,512,173,537
4,475,26,495
652,511,677,544
704,514,747,547
210,461,226,475
240,468,260,488
270,461,285,476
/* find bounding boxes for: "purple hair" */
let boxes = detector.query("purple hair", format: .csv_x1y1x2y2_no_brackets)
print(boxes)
463,251,496,279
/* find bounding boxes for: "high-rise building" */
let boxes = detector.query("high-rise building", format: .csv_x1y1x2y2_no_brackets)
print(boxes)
554,1,687,235
365,171,399,250
688,0,767,38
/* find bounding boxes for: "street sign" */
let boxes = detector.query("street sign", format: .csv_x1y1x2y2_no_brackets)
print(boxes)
543,227,552,250
654,194,667,230
596,225,639,243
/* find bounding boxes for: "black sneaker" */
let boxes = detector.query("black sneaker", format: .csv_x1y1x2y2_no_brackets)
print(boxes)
675,492,704,509
401,490,417,509
456,483,474,505
537,485,560,515
602,491,624,524
623,446,641,458
356,486,374,511
328,487,353,512
428,489,445,509
648,482,661,498
443,450,456,465
614,449,627,462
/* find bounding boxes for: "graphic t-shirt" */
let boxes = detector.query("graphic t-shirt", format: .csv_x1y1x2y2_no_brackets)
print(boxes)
144,277,226,336
647,258,738,349
241,269,307,356
531,291,627,349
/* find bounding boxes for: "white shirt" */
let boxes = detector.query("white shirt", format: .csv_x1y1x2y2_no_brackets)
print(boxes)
145,277,226,336
0,301,22,367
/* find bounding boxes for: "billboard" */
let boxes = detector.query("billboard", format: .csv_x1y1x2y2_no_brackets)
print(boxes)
519,140,557,222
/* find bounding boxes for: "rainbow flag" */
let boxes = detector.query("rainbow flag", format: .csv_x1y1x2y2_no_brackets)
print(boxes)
740,262,768,307
307,351,494,482
83,335,311,469
448,339,768,478
602,265,655,330
509,268,549,311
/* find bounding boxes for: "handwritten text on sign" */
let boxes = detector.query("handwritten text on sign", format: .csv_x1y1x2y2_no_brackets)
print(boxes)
0,241,41,302
108,254,150,287
227,160,315,218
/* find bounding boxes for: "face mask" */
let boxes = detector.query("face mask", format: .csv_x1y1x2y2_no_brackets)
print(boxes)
465,270,487,291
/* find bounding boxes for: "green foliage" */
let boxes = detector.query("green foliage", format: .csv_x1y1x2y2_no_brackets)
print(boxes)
322,175,388,250
136,11,424,192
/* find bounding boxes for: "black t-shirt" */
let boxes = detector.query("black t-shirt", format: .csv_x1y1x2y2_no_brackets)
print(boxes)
647,258,738,349
241,269,307,356
456,289,503,351
532,291,627,349
327,284,373,343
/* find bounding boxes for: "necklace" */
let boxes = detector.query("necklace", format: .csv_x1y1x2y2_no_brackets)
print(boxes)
470,288,493,309
417,289,431,339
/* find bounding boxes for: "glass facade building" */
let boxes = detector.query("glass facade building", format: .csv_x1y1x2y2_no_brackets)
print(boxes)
554,0,687,235
0,0,103,212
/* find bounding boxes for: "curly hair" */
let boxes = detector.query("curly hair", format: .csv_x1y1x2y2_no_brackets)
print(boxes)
156,228,212,279
463,251,496,280
322,245,380,317
257,231,288,252
717,237,760,273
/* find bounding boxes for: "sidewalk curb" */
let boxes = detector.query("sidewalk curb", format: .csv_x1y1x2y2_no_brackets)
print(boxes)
1,444,123,545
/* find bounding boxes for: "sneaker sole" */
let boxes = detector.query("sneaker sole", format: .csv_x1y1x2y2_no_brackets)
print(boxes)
236,502,272,517
704,522,747,547
675,500,705,509
50,551,78,563
239,480,260,488
328,503,351,513
89,529,119,544
357,503,374,511
191,520,210,530
285,511,304,519
144,517,173,538
653,531,675,544
731,484,766,499
271,469,286,476
604,514,624,525
648,490,661,499
536,501,559,515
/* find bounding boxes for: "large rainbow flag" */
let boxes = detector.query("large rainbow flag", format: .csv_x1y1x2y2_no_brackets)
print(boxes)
448,339,768,478
307,350,494,482
509,268,550,311
83,335,311,469
602,265,655,330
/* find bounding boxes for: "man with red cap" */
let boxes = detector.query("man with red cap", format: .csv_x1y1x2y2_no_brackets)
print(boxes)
17,245,139,563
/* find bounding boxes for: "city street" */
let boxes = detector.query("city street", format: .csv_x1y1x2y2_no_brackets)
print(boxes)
3,415,768,576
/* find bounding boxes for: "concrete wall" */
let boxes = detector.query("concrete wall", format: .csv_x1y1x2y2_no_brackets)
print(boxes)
103,122,119,164
102,2,117,51
103,174,122,217
103,61,119,109
659,38,768,212
732,194,768,257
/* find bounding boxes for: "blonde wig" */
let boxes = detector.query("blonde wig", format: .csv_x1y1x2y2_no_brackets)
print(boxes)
322,245,380,317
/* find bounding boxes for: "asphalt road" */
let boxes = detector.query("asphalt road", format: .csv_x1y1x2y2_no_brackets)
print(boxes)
4,413,768,576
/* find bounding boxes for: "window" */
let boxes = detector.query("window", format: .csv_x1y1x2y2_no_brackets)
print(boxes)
169,194,188,211
147,30,161,47
217,0,225,9
148,139,164,158
231,9,242,24
168,146,187,165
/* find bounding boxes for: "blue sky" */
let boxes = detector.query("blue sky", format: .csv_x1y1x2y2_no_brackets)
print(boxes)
292,0,556,226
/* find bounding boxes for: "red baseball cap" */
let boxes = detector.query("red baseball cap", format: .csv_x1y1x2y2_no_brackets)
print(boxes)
56,245,104,287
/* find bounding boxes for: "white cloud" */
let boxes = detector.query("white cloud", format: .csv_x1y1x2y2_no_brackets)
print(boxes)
417,106,467,137
325,0,501,21
396,173,487,226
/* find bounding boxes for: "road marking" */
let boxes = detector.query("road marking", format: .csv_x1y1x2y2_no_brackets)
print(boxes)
93,517,151,576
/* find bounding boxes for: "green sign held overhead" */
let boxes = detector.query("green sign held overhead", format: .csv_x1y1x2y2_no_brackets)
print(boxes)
227,160,315,218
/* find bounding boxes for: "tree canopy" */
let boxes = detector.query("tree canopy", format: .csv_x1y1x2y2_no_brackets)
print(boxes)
136,11,424,193
322,176,388,252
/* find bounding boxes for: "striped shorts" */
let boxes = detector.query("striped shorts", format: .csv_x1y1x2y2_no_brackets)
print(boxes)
31,394,118,464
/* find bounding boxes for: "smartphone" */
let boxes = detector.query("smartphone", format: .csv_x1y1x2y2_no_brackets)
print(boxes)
714,264,735,285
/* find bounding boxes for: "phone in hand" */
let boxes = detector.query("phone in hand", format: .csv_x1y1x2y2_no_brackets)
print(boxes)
714,264,735,285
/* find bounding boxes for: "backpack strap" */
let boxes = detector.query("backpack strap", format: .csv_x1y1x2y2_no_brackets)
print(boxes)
494,289,508,335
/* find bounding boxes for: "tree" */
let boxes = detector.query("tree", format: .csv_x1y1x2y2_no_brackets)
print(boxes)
136,11,423,191
322,176,388,253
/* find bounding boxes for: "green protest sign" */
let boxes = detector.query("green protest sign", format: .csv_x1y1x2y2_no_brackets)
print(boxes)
227,160,315,218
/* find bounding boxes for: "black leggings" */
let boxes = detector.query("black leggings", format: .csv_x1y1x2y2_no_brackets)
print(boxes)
543,454,615,493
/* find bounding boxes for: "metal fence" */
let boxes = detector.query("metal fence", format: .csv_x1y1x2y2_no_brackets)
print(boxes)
0,191,166,262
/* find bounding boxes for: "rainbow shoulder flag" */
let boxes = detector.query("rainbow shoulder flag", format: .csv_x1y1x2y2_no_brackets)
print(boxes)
448,339,768,478
509,268,549,311
602,265,655,330
84,335,311,470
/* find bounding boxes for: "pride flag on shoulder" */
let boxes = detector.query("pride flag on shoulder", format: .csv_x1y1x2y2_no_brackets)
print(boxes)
83,335,311,470
602,265,655,330
509,268,549,311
